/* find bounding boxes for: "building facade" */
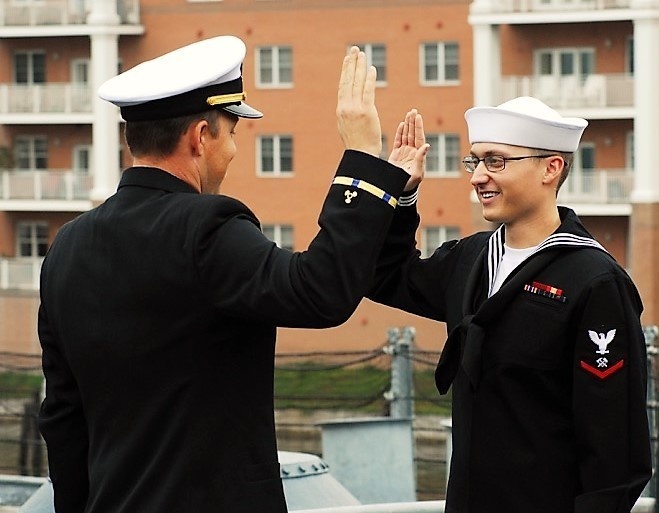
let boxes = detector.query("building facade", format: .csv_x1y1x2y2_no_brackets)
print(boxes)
0,0,656,354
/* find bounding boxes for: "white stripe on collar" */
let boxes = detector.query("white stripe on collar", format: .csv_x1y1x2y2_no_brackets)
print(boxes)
486,225,607,296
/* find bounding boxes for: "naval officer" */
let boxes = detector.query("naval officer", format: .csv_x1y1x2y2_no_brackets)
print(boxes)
38,36,428,513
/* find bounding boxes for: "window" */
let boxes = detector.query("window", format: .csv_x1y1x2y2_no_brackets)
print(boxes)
350,43,387,84
257,135,293,175
421,226,460,258
564,143,596,195
71,59,89,84
73,145,91,173
425,134,460,175
17,222,48,258
14,51,46,84
262,224,294,251
421,42,459,84
625,36,634,75
256,46,293,87
626,131,634,171
15,136,47,170
535,48,595,79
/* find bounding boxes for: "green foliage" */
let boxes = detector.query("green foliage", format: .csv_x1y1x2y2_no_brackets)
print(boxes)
274,364,451,416
0,372,43,399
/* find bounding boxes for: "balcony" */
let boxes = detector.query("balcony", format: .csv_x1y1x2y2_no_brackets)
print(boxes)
559,168,633,205
0,170,94,211
499,74,634,112
0,0,139,26
0,83,92,116
0,257,41,291
484,0,630,13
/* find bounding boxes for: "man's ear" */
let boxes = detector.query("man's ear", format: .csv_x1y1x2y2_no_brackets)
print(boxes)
187,119,208,157
542,155,564,186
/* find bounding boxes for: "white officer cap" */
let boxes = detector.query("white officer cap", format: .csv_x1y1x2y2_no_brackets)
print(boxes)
98,35,263,122
465,96,587,152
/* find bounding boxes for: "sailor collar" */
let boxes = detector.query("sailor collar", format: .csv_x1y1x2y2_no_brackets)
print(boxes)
486,207,607,297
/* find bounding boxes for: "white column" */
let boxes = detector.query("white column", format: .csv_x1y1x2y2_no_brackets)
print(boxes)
470,19,501,107
88,0,121,204
630,4,659,203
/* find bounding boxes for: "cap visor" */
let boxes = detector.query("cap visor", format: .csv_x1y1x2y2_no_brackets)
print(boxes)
222,102,263,119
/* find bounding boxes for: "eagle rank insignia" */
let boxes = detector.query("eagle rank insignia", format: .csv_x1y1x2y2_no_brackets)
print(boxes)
580,328,624,380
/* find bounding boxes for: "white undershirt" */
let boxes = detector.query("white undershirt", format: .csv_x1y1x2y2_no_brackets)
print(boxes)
490,243,539,296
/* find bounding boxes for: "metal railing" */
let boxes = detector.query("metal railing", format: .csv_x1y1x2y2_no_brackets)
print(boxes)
559,168,633,205
0,258,42,291
0,170,93,202
295,498,656,513
0,0,139,26
0,84,92,115
499,73,634,110
487,0,630,13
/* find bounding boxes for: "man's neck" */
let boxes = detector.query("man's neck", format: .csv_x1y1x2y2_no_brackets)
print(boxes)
504,208,561,249
133,157,202,193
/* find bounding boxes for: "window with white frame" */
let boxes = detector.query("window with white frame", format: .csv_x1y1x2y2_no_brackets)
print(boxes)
349,43,387,84
262,224,294,251
421,42,459,85
15,136,47,170
257,135,293,175
425,133,460,176
421,226,460,258
625,36,634,75
14,51,46,84
626,131,634,171
535,48,595,79
73,145,91,173
564,142,596,195
256,46,293,87
17,222,48,258
71,59,89,84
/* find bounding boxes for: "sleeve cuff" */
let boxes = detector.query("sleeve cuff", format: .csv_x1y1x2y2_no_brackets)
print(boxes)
398,187,419,207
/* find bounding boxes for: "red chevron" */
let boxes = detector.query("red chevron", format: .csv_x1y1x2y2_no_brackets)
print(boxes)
580,359,624,379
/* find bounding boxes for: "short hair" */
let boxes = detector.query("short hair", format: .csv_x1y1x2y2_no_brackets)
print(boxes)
124,109,223,158
530,148,573,196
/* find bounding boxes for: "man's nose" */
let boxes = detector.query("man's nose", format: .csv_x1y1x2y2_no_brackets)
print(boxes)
469,162,489,185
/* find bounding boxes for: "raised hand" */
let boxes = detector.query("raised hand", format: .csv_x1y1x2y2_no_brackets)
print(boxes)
389,109,430,191
336,46,382,158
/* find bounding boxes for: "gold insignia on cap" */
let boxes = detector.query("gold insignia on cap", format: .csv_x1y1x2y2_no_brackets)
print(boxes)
206,92,247,106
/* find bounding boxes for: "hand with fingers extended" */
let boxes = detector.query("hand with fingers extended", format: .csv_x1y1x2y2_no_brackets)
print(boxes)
389,109,431,191
336,46,382,158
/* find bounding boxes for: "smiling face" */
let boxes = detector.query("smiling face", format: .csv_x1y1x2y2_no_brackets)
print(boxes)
468,143,561,231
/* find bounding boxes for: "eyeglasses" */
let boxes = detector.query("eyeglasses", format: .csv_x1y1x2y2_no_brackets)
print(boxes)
461,154,556,173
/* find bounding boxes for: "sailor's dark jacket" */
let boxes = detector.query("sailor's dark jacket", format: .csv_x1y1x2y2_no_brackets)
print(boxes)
369,205,651,513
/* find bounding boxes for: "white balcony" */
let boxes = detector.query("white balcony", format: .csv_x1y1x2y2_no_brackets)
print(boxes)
488,0,630,13
0,83,92,115
0,257,42,291
559,168,633,205
499,74,634,111
0,0,139,26
0,170,93,201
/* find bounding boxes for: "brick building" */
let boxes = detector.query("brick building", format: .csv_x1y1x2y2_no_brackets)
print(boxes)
0,0,656,354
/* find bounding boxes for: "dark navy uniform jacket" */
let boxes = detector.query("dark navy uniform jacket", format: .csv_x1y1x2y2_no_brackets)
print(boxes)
38,150,410,513
369,204,651,513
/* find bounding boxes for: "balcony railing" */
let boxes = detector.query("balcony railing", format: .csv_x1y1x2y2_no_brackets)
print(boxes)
559,168,633,205
0,257,42,291
0,170,93,201
0,0,139,26
0,83,93,115
500,74,634,110
490,0,630,13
